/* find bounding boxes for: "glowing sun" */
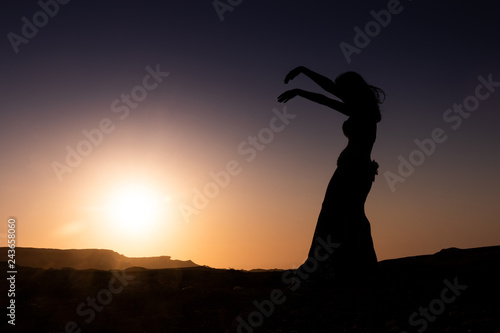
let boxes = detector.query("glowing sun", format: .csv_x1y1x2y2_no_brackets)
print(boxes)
106,184,168,234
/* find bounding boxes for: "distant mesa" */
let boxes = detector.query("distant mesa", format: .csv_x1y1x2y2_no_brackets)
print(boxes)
436,247,461,254
1,247,198,270
247,268,284,273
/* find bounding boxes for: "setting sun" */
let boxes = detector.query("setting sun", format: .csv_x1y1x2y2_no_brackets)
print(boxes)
106,184,168,235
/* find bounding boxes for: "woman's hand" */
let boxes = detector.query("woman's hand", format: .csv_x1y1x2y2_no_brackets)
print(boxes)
277,89,301,103
284,66,304,84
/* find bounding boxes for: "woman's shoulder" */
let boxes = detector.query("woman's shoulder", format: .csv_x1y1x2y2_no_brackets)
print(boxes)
345,102,380,123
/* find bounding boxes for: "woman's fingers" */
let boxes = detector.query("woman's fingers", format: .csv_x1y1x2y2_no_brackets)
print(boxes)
277,93,287,103
284,73,295,83
277,90,296,103
284,67,301,83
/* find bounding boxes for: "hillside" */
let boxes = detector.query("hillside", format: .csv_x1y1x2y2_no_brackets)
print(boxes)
0,247,198,270
1,245,499,332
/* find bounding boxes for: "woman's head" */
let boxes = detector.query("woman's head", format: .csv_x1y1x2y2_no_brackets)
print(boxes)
334,71,384,121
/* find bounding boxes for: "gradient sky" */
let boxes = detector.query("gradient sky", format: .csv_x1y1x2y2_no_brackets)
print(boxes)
1,0,499,270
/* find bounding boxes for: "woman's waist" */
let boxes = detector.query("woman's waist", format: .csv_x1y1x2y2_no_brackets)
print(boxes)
337,151,378,169
337,149,372,164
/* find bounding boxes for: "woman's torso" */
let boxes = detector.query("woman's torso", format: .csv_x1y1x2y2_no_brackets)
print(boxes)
338,116,377,165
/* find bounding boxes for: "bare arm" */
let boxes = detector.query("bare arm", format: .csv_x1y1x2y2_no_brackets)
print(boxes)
284,66,340,98
277,89,350,117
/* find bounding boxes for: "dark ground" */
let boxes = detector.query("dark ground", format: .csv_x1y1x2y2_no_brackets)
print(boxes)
2,246,500,333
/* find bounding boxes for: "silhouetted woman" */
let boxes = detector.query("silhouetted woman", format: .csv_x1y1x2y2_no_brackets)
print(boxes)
278,67,384,281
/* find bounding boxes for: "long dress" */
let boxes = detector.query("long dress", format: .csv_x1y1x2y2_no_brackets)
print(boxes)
306,116,379,281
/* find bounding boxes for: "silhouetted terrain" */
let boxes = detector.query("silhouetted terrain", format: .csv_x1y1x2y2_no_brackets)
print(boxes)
0,247,198,270
2,246,499,332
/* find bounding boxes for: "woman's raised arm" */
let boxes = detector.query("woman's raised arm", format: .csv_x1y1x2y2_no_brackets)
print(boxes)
284,66,340,97
277,89,350,117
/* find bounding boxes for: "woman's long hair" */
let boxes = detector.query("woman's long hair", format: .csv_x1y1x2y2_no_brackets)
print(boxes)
335,71,385,122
